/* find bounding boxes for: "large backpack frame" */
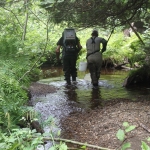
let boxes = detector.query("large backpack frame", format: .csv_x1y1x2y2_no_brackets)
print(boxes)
63,28,76,52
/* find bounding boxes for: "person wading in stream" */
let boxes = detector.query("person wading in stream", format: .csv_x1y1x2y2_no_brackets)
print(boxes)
86,29,107,87
56,28,82,85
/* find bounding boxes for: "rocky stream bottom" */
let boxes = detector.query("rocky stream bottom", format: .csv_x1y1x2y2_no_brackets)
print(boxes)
29,82,150,150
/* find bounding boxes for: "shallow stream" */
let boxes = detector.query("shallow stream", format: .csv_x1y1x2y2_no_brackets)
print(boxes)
32,68,150,149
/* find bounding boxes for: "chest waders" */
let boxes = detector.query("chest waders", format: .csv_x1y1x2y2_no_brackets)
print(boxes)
87,37,100,86
62,28,78,85
87,28,115,86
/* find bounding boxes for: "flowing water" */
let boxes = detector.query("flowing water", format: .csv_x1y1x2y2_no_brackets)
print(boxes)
32,67,150,149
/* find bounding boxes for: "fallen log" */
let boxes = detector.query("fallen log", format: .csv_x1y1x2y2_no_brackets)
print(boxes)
114,63,128,70
34,136,115,150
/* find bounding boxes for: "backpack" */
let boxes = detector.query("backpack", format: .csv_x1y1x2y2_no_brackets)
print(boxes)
63,28,77,53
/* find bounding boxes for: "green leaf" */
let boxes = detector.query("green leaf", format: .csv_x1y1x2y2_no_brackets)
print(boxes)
9,142,20,150
43,132,50,137
47,0,55,3
58,0,64,2
57,130,61,136
147,137,150,141
49,146,55,150
59,143,68,150
141,141,150,150
81,145,87,149
8,136,16,143
115,0,121,4
0,143,7,148
121,142,131,150
23,146,34,150
123,122,129,127
125,125,136,133
116,129,125,141
31,137,43,146
123,0,128,4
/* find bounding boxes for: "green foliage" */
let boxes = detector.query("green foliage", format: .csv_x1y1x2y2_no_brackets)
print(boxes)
0,1,150,149
39,0,147,29
49,142,67,150
141,137,150,150
142,28,150,64
123,122,136,132
0,116,69,150
116,122,150,150
128,65,150,84
141,141,150,150
0,35,21,58
105,31,145,65
0,3,60,66
0,55,41,130
121,142,131,150
116,129,125,141
104,31,126,62
0,57,41,84
116,122,136,150
0,74,28,130
0,0,147,68
0,128,44,150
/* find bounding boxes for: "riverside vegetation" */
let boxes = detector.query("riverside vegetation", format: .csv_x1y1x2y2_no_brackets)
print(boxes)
1,0,150,149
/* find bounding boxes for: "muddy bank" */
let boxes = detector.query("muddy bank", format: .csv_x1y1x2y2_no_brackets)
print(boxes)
29,82,58,96
60,98,150,150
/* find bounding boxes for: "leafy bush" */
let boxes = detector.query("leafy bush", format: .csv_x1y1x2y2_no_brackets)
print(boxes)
0,35,21,58
0,56,41,131
0,116,68,150
0,128,44,150
0,75,28,130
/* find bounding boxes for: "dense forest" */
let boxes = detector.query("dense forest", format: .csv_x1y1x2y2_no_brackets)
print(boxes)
0,0,150,149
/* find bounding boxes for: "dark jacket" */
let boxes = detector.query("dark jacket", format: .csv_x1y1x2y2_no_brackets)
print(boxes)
57,37,80,56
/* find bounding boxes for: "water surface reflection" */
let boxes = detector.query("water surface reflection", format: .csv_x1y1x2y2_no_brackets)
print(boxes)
38,68,150,108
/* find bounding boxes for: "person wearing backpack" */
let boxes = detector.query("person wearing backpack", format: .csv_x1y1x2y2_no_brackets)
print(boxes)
56,29,82,85
86,29,107,87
